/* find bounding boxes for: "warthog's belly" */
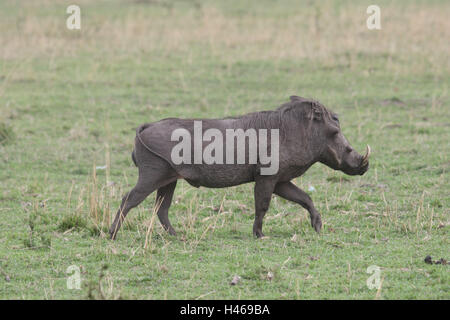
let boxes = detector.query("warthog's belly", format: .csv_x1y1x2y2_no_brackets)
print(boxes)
177,164,255,188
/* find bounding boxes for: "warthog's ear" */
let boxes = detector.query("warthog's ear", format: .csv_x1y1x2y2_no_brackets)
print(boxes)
290,95,307,102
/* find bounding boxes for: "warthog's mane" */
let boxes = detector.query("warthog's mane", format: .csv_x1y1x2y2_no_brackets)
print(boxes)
229,96,332,136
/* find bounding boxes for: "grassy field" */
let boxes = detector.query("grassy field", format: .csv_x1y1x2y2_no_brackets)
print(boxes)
0,0,448,299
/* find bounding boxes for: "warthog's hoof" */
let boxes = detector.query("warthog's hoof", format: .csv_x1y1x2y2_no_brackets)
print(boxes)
253,229,265,238
311,215,322,233
109,227,118,240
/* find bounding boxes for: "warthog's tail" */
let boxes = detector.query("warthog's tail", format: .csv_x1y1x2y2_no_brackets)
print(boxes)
132,123,152,167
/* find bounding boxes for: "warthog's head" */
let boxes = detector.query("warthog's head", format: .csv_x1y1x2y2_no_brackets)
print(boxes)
315,105,370,176
283,96,370,176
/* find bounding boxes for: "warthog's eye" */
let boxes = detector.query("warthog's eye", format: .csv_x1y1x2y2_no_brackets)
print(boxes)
332,114,339,123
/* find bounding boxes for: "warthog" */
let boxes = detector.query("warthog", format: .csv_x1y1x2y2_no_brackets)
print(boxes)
109,96,370,239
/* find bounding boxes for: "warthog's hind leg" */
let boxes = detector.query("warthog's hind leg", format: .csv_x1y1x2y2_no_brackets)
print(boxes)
109,166,177,240
274,181,322,233
155,180,177,236
109,184,154,240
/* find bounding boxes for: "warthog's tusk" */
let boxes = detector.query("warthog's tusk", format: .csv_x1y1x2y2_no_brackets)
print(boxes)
361,145,371,166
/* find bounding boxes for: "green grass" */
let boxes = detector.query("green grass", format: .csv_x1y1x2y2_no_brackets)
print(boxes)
0,0,448,299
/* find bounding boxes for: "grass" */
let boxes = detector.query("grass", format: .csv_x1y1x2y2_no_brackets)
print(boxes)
0,0,448,299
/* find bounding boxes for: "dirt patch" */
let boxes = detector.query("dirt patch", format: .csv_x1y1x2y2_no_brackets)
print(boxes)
381,97,405,106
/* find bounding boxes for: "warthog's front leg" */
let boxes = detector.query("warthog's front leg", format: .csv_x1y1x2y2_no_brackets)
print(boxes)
274,181,322,233
253,177,277,238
